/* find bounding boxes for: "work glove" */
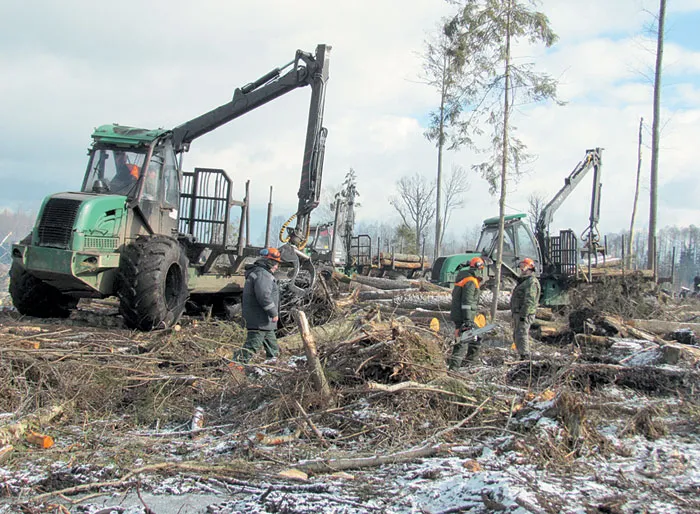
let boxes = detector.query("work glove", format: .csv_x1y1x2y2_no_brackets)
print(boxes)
461,320,476,331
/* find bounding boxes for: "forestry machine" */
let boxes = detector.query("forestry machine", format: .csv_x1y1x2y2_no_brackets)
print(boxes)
10,44,331,329
431,148,604,306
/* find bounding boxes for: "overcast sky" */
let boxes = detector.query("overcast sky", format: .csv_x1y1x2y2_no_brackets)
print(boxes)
1,0,699,245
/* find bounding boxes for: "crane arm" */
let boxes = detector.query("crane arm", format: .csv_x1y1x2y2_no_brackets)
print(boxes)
171,45,330,155
535,148,603,265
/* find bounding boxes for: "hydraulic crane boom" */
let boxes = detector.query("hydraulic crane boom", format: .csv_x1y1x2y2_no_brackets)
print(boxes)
171,44,331,250
535,148,603,267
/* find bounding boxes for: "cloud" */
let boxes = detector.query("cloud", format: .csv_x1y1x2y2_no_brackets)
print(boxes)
0,0,698,247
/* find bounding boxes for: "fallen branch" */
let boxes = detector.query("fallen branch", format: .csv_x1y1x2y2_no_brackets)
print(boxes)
296,443,453,474
294,400,328,447
29,462,250,502
295,310,333,400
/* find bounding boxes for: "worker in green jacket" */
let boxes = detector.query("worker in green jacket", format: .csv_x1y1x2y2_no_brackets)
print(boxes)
448,257,485,370
510,257,541,360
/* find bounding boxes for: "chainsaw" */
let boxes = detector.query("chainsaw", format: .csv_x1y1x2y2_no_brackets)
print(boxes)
459,323,498,342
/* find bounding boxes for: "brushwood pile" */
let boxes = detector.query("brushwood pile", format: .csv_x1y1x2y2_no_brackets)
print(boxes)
0,273,699,513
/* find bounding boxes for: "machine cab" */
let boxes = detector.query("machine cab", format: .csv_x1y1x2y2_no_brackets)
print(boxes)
477,214,541,274
82,137,180,236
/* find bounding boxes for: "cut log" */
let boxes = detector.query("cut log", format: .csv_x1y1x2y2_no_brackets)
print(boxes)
379,252,426,263
535,324,567,339
531,319,566,329
387,293,451,311
531,319,568,339
415,279,449,293
295,310,332,400
378,259,424,269
626,319,700,336
536,308,554,321
358,289,426,301
478,289,511,311
349,282,384,293
573,333,610,346
599,315,630,337
374,305,451,320
562,363,700,394
658,340,700,364
624,326,657,342
0,404,68,446
331,271,351,284
350,274,420,290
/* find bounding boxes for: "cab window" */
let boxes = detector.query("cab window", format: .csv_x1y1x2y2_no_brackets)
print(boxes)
514,223,538,261
163,146,179,207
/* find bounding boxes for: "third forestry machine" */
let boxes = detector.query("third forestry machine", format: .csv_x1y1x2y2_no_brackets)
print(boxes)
10,45,331,329
432,148,606,306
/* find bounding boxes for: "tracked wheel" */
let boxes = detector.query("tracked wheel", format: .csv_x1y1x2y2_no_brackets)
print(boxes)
118,236,189,330
9,262,78,318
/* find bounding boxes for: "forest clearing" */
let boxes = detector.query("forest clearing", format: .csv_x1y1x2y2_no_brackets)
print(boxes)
0,273,698,513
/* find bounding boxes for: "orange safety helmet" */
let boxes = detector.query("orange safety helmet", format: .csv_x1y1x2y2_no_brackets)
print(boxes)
126,163,140,179
469,257,485,270
260,247,282,263
519,257,535,270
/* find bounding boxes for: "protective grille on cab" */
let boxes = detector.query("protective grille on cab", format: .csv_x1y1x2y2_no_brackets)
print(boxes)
37,198,81,248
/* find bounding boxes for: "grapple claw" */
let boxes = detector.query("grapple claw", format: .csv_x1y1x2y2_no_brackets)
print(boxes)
279,243,316,296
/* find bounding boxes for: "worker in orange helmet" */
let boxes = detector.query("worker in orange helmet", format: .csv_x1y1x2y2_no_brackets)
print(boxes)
510,257,541,360
232,247,282,364
110,151,141,194
448,256,486,370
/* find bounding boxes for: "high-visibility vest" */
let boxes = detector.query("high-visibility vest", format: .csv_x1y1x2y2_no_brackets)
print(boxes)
455,276,480,289
450,274,480,324
126,164,140,179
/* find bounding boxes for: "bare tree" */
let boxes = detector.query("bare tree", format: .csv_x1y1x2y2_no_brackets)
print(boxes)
440,165,470,248
389,173,436,253
527,192,548,234
628,117,644,269
648,0,666,271
422,29,471,263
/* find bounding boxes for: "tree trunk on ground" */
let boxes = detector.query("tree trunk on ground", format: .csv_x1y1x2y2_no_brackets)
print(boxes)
358,290,436,301
350,275,419,290
297,443,452,474
373,293,452,311
626,319,700,335
373,305,450,319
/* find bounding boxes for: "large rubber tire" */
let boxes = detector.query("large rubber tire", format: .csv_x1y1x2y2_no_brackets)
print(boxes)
9,262,77,318
117,236,189,330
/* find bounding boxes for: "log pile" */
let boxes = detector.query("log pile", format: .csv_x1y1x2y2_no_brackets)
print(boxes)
338,274,512,326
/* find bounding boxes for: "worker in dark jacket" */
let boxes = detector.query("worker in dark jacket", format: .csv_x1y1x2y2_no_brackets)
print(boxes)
448,257,485,370
233,247,282,364
510,257,541,360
